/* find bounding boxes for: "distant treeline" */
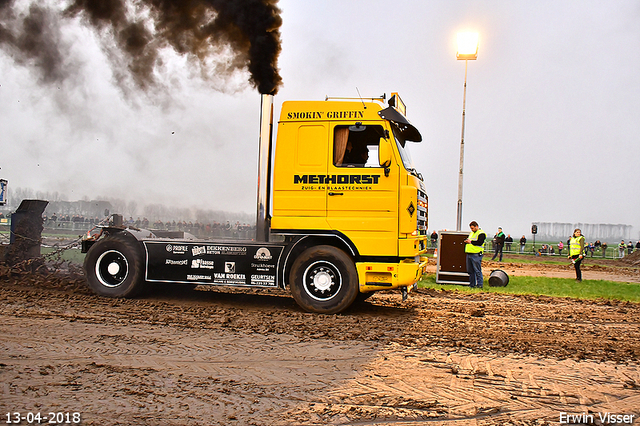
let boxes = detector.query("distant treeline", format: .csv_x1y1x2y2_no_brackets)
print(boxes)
0,187,254,226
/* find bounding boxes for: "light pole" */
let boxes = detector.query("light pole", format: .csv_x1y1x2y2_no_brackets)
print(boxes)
455,32,479,231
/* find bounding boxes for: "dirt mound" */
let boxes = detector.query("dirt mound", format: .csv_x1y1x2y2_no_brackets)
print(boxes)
619,249,640,266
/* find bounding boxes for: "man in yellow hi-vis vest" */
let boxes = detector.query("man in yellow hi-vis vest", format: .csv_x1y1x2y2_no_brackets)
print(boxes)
568,228,585,282
464,221,487,288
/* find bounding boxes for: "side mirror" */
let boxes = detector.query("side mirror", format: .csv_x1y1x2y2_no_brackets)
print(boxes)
378,138,392,169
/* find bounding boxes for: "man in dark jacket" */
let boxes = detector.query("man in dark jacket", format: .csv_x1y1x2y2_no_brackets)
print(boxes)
505,234,513,252
519,235,527,253
491,227,506,261
430,230,438,248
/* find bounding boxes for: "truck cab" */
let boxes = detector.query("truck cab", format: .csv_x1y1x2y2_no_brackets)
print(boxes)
271,94,428,302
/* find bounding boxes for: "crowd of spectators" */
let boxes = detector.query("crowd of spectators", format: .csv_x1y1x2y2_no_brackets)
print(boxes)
535,238,640,258
43,213,104,226
426,228,639,259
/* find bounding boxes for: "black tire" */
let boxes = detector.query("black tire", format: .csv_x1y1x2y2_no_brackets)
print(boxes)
289,245,359,314
83,233,145,298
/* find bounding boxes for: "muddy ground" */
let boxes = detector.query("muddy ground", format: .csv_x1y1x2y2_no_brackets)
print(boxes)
1,258,639,425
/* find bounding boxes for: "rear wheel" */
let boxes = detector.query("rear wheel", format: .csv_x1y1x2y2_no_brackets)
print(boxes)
289,245,359,314
83,233,145,298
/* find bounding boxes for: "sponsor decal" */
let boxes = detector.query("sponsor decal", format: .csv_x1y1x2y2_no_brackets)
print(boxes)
251,262,275,272
145,241,282,287
251,274,275,286
191,259,215,269
192,246,206,256
187,274,211,281
293,174,380,191
213,271,246,285
286,110,364,120
185,245,249,256
214,273,246,280
205,246,247,255
294,174,380,185
254,247,272,261
166,244,188,254
166,259,188,266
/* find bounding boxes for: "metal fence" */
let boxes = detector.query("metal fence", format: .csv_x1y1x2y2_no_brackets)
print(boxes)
41,219,256,240
428,237,636,260
497,243,634,260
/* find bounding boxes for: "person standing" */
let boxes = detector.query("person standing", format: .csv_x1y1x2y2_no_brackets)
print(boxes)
430,230,438,248
601,242,608,257
464,221,486,288
618,240,626,258
519,235,527,253
491,227,505,261
558,241,564,256
505,234,513,252
568,228,585,282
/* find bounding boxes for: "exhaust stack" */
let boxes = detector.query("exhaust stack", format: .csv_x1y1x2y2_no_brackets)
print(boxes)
256,94,274,242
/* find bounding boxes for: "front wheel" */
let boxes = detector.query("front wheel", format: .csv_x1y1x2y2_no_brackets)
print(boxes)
289,245,359,314
83,233,145,298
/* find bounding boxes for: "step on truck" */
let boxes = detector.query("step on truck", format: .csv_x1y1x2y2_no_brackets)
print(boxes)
82,93,428,314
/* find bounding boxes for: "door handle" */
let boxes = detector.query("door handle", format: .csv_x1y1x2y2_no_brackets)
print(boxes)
328,192,343,196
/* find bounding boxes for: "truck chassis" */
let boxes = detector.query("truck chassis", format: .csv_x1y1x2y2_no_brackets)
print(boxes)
83,226,368,313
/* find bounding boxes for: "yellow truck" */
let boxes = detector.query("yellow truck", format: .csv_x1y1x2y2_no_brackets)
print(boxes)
82,93,428,314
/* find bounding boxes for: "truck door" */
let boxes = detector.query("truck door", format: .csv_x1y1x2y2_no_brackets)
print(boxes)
326,123,399,257
272,122,329,229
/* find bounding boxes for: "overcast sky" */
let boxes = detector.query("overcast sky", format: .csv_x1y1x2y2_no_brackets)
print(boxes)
1,0,639,239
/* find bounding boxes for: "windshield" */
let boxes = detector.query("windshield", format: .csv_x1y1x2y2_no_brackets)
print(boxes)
392,128,417,174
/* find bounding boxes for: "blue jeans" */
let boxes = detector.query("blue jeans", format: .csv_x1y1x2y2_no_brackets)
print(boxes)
466,253,483,288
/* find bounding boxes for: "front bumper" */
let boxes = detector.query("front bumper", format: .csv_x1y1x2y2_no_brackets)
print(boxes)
357,256,428,293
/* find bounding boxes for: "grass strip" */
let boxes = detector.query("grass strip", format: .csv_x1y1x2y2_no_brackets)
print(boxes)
419,274,640,302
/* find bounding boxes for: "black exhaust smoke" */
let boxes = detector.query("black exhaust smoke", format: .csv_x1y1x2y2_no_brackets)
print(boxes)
0,0,283,94
0,2,71,85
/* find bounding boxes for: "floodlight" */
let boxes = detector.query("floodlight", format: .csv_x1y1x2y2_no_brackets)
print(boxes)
456,32,479,60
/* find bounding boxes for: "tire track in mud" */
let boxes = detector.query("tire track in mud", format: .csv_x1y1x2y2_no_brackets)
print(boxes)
1,278,639,425
0,315,382,426
300,348,639,425
2,283,639,362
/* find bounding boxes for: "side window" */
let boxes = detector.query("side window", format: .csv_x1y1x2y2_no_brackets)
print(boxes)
333,125,384,168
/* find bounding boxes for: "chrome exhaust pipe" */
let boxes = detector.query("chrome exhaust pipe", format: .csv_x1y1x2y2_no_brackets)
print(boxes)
256,94,273,242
